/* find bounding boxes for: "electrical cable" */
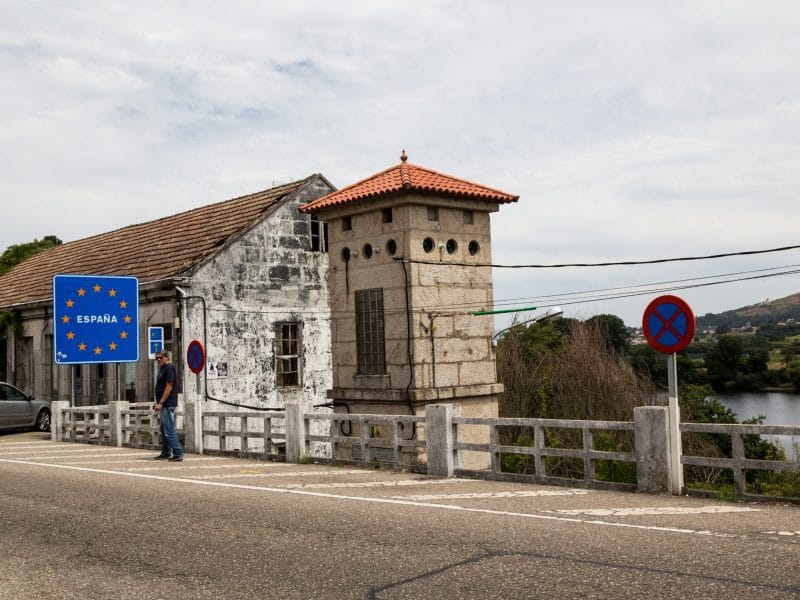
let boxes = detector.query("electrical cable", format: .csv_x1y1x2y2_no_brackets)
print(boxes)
198,262,800,319
398,243,800,269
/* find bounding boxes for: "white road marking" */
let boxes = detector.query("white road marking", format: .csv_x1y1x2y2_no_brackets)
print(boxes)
0,457,741,538
176,469,379,480
394,489,591,500
4,452,161,460
120,461,292,471
548,506,760,517
762,530,800,536
0,448,151,457
0,443,65,450
263,478,474,489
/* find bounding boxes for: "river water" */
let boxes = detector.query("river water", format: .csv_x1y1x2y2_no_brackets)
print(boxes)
717,392,800,459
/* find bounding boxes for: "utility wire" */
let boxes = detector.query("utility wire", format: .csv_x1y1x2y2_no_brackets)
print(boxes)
401,243,800,269
199,264,800,319
426,263,800,313
484,267,800,312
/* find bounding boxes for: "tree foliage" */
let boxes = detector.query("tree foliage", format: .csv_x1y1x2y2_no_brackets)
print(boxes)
497,318,653,422
0,236,62,276
585,313,630,355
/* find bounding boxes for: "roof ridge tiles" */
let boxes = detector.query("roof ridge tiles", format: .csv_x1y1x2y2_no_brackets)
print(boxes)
0,175,322,308
299,156,518,214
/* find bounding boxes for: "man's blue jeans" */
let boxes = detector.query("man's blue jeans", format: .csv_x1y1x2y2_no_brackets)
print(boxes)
158,407,183,458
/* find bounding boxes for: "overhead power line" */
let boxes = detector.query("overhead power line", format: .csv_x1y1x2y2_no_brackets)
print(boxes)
400,243,800,269
423,265,800,316
435,263,800,313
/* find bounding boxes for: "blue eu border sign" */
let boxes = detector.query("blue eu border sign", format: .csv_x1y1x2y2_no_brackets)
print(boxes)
53,275,140,364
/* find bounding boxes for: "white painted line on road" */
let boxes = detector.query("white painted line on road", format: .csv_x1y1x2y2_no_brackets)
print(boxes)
548,506,760,517
762,530,800,536
272,478,475,490
0,443,64,450
0,457,741,538
394,489,591,500
62,456,230,466
4,452,157,460
177,469,379,480
113,460,289,471
0,447,148,456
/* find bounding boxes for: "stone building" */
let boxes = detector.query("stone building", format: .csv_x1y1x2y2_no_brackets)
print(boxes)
300,152,517,455
0,175,334,414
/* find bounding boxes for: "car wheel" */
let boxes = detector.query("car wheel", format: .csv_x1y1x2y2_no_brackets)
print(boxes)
36,409,51,432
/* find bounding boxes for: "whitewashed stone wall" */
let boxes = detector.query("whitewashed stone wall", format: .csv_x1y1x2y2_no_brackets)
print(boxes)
180,179,334,453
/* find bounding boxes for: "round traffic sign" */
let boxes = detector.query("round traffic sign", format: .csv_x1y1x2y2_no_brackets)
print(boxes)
186,340,205,374
642,295,696,354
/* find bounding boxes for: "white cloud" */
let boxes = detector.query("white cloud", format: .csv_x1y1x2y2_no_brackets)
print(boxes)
2,1,800,324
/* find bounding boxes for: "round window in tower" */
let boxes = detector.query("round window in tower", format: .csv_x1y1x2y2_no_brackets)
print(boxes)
446,239,458,254
341,247,351,261
386,239,397,256
362,243,373,259
468,240,480,256
423,237,435,253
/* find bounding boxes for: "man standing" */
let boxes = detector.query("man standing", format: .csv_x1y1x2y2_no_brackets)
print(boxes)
153,351,184,461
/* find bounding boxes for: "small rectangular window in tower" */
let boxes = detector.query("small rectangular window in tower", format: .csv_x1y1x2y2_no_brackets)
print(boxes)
355,288,386,375
342,216,352,231
463,210,474,225
276,323,302,386
309,214,329,252
382,208,393,223
427,207,439,221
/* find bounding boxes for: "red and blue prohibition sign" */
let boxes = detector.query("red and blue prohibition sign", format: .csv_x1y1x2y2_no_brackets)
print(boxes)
642,295,696,354
186,340,205,374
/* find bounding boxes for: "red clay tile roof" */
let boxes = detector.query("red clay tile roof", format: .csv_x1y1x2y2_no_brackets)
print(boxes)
0,176,319,308
299,151,518,213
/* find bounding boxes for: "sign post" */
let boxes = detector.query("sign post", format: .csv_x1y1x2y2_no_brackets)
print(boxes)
642,294,696,495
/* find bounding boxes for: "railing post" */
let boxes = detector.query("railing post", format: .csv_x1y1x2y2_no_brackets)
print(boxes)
285,403,306,463
583,427,596,482
184,402,196,454
51,401,69,442
427,404,458,478
731,432,746,496
109,401,129,447
634,406,671,493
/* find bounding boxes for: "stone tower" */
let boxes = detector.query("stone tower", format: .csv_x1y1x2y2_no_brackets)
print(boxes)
299,152,518,445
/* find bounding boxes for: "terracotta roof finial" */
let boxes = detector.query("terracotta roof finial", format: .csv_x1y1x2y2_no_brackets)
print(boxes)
400,149,407,163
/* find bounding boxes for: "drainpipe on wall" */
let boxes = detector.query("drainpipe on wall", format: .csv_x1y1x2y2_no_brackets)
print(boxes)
427,313,440,392
10,324,15,387
175,285,192,398
400,258,417,440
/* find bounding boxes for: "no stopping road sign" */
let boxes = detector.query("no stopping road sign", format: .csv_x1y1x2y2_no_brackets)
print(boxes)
642,295,696,354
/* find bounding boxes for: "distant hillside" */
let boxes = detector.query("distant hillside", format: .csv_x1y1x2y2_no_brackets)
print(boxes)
697,292,800,329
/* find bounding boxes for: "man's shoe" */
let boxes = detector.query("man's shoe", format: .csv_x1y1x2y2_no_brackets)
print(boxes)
169,456,184,462
154,454,171,460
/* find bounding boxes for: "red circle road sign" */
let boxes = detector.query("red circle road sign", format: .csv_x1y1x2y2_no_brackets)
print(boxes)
642,295,696,354
186,340,205,374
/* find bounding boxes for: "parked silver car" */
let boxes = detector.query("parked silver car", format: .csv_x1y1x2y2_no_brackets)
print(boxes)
0,382,51,432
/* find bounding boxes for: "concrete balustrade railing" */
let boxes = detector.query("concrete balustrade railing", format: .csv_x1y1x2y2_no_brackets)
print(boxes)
50,401,799,498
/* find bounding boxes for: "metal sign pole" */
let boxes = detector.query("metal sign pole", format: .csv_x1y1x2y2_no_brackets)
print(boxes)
667,352,684,494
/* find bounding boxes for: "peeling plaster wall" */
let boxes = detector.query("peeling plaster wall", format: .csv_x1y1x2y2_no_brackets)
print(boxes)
182,179,333,423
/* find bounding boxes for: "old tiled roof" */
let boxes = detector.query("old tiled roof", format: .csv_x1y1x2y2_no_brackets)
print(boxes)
299,151,518,213
0,177,317,308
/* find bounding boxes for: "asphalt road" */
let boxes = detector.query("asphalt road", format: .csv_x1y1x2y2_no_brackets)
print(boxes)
1,431,798,599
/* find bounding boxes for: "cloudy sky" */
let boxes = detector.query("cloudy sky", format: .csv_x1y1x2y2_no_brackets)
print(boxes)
3,2,799,326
